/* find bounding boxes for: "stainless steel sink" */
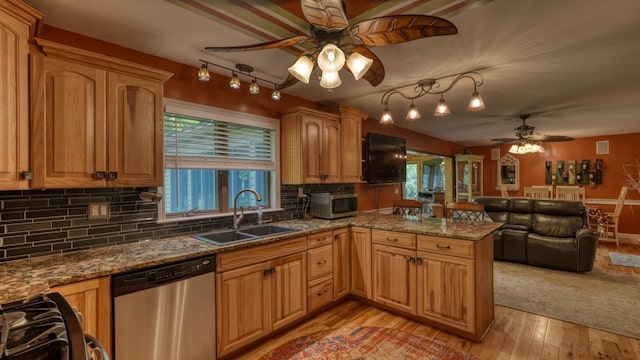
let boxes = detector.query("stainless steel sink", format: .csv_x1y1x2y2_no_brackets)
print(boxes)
193,225,296,246
239,225,296,237
193,229,256,245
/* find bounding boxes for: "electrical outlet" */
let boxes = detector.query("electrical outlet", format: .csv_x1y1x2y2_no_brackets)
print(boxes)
298,187,304,197
394,187,400,195
88,201,110,220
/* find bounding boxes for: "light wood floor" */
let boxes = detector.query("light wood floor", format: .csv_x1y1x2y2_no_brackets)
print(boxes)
236,237,640,360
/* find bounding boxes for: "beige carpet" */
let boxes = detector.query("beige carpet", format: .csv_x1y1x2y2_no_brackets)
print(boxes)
494,261,640,339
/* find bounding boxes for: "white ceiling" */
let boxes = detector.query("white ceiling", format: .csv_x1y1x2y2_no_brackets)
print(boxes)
23,0,640,146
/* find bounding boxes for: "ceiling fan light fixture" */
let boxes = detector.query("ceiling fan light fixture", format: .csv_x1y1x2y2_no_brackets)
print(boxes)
346,52,373,80
467,91,485,111
319,70,342,89
380,105,394,124
317,44,345,73
406,102,421,121
509,141,545,154
288,55,314,84
249,78,260,94
434,95,451,116
197,63,210,81
229,72,241,89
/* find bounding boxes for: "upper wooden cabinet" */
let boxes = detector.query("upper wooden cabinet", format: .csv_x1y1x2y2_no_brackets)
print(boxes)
324,105,368,183
281,105,368,184
0,0,42,190
281,106,341,184
30,38,172,188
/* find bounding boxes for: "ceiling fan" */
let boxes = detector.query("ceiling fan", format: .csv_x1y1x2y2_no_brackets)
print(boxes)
491,114,575,144
204,0,458,90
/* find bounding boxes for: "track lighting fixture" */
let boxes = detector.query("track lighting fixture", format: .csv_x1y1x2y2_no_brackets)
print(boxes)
197,60,282,100
197,63,210,81
379,70,485,124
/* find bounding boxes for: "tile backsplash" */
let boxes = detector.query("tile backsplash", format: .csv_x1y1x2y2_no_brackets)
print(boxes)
0,184,353,262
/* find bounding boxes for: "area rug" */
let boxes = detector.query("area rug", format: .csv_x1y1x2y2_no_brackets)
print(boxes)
609,252,640,268
259,326,477,360
494,261,640,339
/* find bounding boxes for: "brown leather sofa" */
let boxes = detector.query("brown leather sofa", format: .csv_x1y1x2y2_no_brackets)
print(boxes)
473,197,599,272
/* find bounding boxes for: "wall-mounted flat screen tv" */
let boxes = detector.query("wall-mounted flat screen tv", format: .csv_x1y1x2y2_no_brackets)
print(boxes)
363,132,406,184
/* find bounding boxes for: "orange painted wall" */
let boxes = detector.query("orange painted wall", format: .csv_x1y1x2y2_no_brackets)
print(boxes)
469,133,640,235
357,119,465,212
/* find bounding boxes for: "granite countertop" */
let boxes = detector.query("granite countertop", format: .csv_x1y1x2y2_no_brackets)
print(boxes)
0,213,501,304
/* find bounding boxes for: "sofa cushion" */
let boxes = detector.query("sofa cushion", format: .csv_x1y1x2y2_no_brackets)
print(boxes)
534,199,585,216
531,213,584,237
473,197,509,222
527,233,579,271
501,229,528,263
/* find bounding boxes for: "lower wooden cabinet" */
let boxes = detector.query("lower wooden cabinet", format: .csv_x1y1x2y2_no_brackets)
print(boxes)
372,244,417,314
50,276,111,357
350,227,371,299
216,250,307,357
332,227,350,299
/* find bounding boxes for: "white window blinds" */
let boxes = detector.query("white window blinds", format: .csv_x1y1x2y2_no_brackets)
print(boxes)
164,113,275,171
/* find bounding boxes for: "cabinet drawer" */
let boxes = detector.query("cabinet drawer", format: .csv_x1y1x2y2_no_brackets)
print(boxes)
217,236,307,272
372,229,416,250
417,235,474,259
308,245,333,280
308,276,334,311
307,230,333,248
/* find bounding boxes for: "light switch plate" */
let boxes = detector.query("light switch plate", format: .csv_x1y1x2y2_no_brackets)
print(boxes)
88,201,110,220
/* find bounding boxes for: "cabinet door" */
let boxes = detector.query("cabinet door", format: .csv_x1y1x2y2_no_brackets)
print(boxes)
32,56,108,188
107,72,164,186
301,116,323,183
417,251,475,332
269,252,307,331
321,119,341,183
50,277,111,357
0,11,31,189
339,109,363,183
333,228,351,299
216,262,271,356
372,244,417,314
350,227,371,299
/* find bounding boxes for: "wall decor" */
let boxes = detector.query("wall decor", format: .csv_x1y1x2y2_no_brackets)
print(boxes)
595,159,603,184
556,160,565,185
581,160,590,185
497,153,519,190
568,160,576,185
545,161,552,185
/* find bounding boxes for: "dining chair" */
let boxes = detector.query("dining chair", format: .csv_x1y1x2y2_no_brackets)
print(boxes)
532,185,554,198
446,202,485,221
524,186,551,199
555,186,586,204
603,186,628,246
392,199,423,217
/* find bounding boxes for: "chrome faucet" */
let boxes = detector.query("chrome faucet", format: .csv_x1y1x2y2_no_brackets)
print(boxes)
233,189,262,229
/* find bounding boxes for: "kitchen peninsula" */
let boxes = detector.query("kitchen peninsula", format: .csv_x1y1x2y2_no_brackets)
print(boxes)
0,213,501,353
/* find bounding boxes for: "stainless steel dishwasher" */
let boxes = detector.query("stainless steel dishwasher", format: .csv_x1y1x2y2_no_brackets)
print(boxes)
112,255,216,360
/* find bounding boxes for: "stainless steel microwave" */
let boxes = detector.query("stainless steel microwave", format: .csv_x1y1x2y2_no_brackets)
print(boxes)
310,192,358,219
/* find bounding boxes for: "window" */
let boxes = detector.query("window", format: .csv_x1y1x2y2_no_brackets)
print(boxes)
161,99,279,220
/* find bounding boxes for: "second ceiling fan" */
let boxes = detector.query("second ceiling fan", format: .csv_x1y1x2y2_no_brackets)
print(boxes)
204,0,458,89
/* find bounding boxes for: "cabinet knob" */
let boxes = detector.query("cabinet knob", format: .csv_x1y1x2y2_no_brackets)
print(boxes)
386,237,398,242
95,171,106,179
20,171,33,180
436,244,451,250
409,257,416,264
317,260,327,265
108,172,118,180
317,290,328,296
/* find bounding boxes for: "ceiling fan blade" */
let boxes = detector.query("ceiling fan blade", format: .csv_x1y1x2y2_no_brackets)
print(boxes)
347,46,385,87
526,134,575,142
301,0,349,31
278,73,300,90
349,15,458,47
490,138,520,144
205,35,312,52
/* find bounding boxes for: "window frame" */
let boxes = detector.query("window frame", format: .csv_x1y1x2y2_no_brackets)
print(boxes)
158,98,281,223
